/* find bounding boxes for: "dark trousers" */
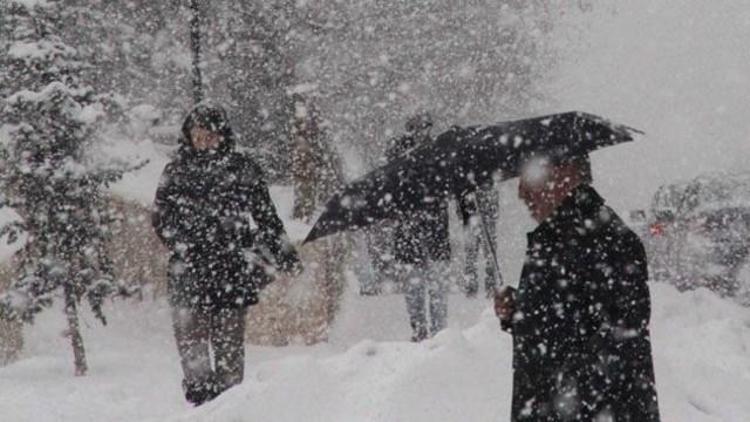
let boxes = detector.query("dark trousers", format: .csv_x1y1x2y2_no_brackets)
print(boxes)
172,305,247,405
462,184,501,296
463,214,500,296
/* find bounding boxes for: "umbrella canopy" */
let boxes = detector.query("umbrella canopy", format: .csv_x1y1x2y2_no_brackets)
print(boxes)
304,111,641,244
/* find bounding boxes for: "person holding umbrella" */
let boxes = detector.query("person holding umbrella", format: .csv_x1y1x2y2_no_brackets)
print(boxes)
152,102,302,406
495,154,660,421
301,109,651,408
386,113,452,342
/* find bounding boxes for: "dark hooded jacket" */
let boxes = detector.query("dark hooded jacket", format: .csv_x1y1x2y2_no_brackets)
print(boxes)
503,184,660,421
385,132,450,264
152,103,300,309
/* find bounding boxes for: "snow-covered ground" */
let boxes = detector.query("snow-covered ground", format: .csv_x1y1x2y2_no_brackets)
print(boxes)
2,282,750,422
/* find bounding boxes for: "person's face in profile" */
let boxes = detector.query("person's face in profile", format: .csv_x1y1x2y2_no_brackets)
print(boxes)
191,126,222,151
518,158,583,223
518,158,554,223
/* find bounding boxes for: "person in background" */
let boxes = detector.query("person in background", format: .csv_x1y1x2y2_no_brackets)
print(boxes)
290,93,344,222
459,180,502,297
386,113,452,342
495,154,660,421
152,102,302,406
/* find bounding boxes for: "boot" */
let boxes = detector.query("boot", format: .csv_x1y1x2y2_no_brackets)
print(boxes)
410,324,429,342
183,374,223,406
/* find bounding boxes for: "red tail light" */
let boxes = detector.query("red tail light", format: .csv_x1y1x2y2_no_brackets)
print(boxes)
649,223,665,237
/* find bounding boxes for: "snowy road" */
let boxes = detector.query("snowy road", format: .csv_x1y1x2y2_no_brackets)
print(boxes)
2,282,750,422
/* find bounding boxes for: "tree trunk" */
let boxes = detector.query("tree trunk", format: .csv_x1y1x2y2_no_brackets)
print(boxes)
292,138,316,221
189,0,203,104
63,285,87,376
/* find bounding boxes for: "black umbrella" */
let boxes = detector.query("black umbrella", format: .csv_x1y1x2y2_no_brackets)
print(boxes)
303,111,641,244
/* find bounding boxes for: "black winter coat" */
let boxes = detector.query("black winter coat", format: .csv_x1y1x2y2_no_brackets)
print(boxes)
153,106,299,309
503,185,660,421
386,133,450,264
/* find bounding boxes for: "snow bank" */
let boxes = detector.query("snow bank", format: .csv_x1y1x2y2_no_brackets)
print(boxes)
650,283,750,422
3,283,750,422
169,315,509,422
0,299,185,422
165,284,750,422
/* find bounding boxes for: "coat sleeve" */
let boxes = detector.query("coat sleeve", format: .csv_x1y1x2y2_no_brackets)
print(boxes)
578,229,651,344
604,231,651,335
243,162,301,273
574,230,654,414
500,318,514,333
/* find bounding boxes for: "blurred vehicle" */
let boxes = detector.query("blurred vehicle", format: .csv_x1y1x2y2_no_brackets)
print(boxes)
642,172,750,304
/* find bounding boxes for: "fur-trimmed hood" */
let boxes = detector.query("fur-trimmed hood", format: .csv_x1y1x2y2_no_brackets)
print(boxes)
179,102,237,154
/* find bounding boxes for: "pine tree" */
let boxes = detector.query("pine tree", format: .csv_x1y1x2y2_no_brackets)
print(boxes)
0,0,139,376
207,1,298,182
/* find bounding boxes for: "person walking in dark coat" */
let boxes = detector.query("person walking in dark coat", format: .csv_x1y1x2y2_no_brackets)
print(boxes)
495,155,660,421
152,102,301,406
386,113,452,342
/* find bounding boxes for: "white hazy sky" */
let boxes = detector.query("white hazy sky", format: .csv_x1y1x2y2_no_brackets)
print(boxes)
549,0,750,211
